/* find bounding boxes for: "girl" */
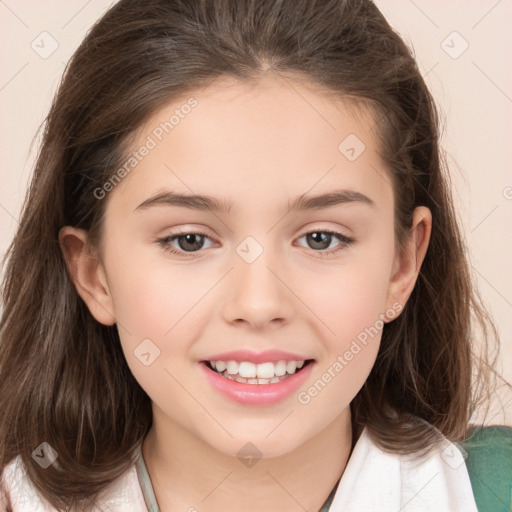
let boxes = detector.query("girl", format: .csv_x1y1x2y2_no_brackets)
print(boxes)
0,0,509,510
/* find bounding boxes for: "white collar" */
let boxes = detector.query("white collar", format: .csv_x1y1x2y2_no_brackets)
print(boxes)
1,426,477,511
328,427,477,511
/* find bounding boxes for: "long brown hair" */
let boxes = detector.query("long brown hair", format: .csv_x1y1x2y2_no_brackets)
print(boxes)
0,0,503,509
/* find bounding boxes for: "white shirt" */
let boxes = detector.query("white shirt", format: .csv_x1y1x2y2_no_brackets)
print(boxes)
1,426,477,511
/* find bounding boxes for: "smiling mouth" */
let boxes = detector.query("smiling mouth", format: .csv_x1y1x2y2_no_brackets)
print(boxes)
201,359,315,385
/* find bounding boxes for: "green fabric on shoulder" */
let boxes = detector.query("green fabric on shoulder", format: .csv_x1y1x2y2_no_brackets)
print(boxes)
460,425,512,512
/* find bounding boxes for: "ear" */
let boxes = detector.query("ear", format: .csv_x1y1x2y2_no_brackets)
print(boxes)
58,226,116,326
385,206,432,319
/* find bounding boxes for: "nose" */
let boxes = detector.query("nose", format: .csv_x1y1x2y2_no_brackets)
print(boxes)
221,241,295,329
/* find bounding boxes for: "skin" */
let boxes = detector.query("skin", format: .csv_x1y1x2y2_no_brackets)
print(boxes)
59,72,431,512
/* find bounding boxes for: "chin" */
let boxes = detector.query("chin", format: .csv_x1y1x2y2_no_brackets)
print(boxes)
205,429,304,460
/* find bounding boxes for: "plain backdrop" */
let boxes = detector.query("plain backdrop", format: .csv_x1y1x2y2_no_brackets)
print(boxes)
0,0,511,424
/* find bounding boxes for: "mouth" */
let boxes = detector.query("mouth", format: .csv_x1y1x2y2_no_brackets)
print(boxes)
200,359,315,385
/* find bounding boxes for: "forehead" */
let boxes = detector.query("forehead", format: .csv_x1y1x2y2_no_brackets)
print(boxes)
106,73,392,215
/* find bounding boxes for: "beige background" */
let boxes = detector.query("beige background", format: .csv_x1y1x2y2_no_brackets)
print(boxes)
0,0,511,424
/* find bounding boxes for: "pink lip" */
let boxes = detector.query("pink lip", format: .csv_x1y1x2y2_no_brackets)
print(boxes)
199,360,315,405
201,349,310,364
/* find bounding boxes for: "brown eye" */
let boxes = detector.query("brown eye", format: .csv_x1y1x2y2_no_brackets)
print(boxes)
296,230,354,256
157,231,214,257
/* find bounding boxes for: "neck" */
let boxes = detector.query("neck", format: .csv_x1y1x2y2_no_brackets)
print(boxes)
142,407,353,512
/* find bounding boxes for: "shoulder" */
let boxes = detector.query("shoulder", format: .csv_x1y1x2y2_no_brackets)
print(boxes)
329,426,479,511
461,425,512,512
1,456,44,512
1,455,148,511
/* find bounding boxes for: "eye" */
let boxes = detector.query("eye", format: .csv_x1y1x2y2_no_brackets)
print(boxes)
156,228,355,258
295,229,355,257
156,230,215,258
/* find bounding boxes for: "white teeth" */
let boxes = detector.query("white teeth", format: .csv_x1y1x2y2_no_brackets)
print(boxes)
218,370,292,385
256,362,275,379
274,360,287,376
209,359,308,379
215,360,227,372
226,360,239,375
238,361,257,378
286,361,297,374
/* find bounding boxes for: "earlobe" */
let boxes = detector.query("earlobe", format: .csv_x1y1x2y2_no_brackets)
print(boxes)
385,206,432,318
58,226,116,326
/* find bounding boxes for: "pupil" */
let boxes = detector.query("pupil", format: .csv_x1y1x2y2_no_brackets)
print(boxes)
308,232,330,250
180,234,203,251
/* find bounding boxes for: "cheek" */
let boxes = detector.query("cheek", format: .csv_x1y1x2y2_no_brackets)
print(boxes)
301,267,386,382
105,242,207,335
296,274,387,414
294,233,394,407
299,240,394,345
105,253,207,402
104,244,217,387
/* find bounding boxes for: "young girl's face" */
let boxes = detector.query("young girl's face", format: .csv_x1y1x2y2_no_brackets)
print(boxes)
73,73,429,458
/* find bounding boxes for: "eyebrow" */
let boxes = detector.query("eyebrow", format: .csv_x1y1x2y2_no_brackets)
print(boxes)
134,188,375,214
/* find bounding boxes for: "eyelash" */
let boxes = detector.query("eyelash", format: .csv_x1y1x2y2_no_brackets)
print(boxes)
156,229,355,258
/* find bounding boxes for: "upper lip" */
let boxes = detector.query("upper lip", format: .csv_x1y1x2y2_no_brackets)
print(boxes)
201,349,313,364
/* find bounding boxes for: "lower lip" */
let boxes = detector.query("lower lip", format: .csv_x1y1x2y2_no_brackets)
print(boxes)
198,361,315,405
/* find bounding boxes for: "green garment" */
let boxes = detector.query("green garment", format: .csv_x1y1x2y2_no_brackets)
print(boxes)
461,425,512,512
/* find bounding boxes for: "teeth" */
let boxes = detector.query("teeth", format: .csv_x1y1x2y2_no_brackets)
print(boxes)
215,360,227,372
286,361,297,374
226,360,239,375
219,369,292,385
210,359,308,379
238,361,257,378
255,362,274,378
274,361,287,376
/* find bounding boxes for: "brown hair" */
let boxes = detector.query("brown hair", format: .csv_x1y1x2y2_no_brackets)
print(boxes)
0,0,504,509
